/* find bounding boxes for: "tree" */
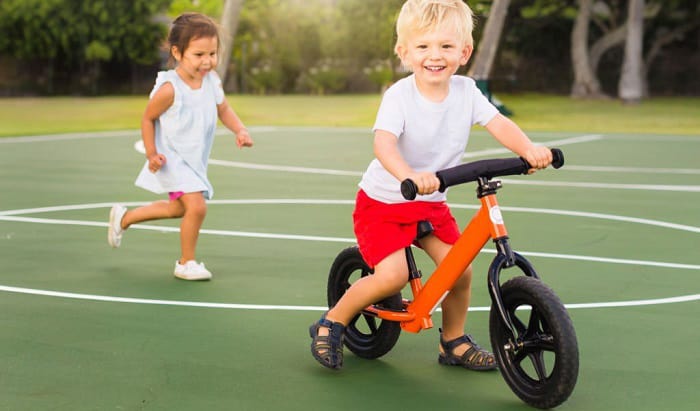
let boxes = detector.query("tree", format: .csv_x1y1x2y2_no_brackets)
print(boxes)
217,0,245,82
570,0,605,98
467,0,510,80
0,0,168,94
618,0,644,103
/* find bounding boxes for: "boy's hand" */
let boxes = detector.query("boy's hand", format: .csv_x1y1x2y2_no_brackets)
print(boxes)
407,171,441,195
148,153,167,173
523,146,552,173
235,128,254,149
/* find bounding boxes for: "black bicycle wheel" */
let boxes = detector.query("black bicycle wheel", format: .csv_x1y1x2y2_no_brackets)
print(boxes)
327,246,402,359
490,276,579,409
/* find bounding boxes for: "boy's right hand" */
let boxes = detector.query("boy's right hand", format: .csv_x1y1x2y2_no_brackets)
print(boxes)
148,153,167,173
407,171,441,196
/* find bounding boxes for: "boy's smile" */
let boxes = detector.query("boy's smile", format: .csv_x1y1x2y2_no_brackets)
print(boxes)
397,28,472,101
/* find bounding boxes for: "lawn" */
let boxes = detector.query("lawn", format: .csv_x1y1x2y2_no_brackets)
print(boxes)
1,94,699,136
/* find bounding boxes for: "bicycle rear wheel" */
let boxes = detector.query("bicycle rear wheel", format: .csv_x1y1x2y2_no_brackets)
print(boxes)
327,246,402,359
489,276,579,409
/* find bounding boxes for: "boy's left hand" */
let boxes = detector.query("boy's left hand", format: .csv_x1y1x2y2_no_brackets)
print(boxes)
523,146,552,173
236,128,254,149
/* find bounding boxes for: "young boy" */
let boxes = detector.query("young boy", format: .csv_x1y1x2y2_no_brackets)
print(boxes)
309,0,553,370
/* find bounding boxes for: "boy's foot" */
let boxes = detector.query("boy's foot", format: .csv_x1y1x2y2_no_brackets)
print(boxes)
108,205,127,248
174,260,212,281
309,313,345,370
438,329,497,371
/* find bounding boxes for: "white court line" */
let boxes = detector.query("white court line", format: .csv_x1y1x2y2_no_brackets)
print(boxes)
462,134,604,158
5,200,697,234
563,165,700,175
0,285,698,312
1,200,699,270
498,178,700,192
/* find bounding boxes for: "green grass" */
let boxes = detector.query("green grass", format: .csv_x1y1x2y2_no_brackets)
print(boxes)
1,94,699,137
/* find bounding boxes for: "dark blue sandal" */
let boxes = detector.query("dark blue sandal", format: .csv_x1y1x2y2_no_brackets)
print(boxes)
438,329,497,371
309,313,345,370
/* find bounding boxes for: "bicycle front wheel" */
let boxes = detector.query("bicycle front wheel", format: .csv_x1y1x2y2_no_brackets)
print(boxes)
327,246,402,359
489,276,579,409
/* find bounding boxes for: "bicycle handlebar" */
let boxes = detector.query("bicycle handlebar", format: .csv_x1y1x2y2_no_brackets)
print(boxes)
400,148,564,200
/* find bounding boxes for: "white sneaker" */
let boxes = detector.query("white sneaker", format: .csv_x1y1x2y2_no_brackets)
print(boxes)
174,260,212,281
108,205,127,248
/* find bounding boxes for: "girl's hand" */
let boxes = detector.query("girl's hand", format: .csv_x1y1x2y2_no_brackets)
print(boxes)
407,171,441,196
235,128,254,148
148,153,167,173
523,146,552,173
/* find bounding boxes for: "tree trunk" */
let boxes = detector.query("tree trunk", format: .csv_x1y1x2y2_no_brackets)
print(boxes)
467,0,510,80
618,0,644,103
570,0,604,98
589,24,626,73
216,0,245,83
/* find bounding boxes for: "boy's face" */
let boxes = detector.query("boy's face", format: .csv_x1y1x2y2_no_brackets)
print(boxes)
397,28,472,90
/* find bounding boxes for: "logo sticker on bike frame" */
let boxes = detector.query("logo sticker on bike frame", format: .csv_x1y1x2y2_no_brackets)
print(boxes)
489,206,504,225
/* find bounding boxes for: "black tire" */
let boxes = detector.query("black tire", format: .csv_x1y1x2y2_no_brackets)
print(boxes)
490,276,579,409
327,246,402,359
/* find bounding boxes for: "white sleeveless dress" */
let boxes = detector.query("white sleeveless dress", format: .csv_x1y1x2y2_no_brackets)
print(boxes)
134,70,224,200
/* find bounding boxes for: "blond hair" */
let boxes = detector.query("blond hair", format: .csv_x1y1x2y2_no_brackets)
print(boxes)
395,0,474,56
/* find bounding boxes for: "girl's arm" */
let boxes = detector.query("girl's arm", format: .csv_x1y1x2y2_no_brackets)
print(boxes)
374,129,440,195
484,113,551,171
217,98,253,149
141,83,174,173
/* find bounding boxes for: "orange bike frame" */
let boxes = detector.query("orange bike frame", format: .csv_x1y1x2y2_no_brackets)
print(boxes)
364,191,508,333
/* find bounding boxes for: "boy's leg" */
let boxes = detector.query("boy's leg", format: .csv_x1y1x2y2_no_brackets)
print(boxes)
319,248,408,335
326,249,408,324
177,192,207,263
420,235,473,355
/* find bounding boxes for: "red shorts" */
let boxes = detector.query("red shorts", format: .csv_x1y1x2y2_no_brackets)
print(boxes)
353,190,460,268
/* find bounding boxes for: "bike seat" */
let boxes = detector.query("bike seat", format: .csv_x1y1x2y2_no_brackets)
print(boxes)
416,220,434,240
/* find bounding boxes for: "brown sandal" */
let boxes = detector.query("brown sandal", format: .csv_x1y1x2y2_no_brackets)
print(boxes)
309,313,345,370
438,329,497,371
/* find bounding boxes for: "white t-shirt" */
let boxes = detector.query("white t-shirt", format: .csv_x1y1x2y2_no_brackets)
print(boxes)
359,74,499,203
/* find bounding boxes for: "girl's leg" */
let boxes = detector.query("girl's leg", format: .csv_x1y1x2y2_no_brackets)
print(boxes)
121,200,185,229
177,192,207,263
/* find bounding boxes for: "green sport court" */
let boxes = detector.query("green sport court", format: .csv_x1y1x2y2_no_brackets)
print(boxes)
0,127,698,410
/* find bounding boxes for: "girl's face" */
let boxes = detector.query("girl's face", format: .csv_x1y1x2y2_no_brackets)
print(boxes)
173,36,219,84
397,28,472,97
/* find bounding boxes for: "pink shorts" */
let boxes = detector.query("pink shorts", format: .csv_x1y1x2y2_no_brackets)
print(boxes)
168,191,185,201
352,190,460,268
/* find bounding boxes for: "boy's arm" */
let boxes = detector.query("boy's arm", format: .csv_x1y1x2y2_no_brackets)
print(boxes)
374,130,440,195
141,83,174,172
484,113,551,170
217,98,253,148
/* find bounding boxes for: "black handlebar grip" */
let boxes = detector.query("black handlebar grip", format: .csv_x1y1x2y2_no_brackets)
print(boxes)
400,179,418,200
551,148,564,169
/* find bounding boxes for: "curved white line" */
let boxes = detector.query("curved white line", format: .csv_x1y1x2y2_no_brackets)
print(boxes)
463,134,604,158
134,138,700,192
1,285,698,312
2,200,698,235
1,219,698,271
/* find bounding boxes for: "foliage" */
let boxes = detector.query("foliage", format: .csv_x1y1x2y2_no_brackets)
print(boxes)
0,0,697,96
0,0,169,94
